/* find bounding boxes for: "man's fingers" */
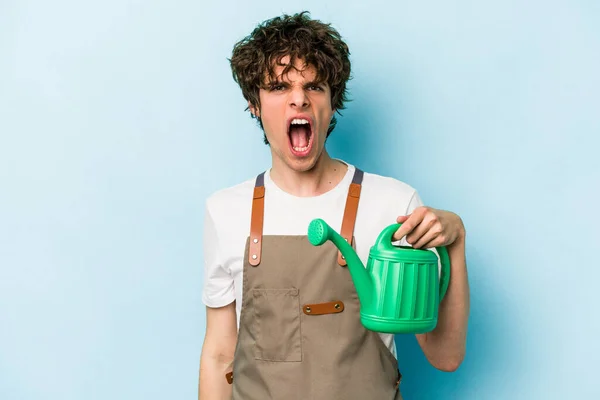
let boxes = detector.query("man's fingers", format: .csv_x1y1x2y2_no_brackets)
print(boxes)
406,217,436,247
413,228,440,249
393,221,412,241
393,210,424,241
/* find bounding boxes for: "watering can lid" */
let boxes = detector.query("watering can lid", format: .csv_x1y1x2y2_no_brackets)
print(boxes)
370,223,441,263
370,244,440,263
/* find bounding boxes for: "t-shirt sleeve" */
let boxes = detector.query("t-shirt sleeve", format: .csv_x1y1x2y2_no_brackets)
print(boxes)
201,203,236,308
405,189,424,214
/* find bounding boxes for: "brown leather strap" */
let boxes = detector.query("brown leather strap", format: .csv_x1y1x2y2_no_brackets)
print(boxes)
338,168,364,266
302,301,345,315
225,371,233,384
249,168,362,267
249,173,265,266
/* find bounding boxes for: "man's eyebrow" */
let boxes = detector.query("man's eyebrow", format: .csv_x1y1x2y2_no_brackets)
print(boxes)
260,80,326,89
304,80,326,87
263,80,287,87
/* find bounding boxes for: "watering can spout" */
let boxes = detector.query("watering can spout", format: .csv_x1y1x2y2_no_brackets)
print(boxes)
308,219,374,307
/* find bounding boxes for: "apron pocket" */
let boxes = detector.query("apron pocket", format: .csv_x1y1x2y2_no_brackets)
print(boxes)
252,288,302,362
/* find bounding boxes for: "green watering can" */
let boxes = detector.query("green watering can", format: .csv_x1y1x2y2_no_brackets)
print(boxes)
308,219,451,334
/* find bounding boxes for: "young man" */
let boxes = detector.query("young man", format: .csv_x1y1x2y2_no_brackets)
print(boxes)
199,12,469,400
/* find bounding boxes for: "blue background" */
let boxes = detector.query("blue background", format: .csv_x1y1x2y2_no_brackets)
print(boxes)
1,1,599,399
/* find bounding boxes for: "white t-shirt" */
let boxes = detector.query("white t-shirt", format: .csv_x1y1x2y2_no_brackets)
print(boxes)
202,161,425,358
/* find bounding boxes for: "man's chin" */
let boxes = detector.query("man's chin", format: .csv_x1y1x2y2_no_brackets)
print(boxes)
286,151,326,172
286,159,315,172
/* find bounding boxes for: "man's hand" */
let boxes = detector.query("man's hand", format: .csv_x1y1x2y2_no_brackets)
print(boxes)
393,206,465,249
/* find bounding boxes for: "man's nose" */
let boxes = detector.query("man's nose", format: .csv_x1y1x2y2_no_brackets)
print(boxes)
289,87,310,108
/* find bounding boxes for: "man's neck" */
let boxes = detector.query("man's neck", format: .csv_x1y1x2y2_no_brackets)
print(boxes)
269,153,348,197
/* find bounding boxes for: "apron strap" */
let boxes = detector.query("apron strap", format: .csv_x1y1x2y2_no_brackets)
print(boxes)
248,172,265,266
338,168,363,266
248,168,364,267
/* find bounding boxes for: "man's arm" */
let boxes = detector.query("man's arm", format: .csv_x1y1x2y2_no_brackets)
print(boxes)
394,207,470,372
415,233,469,372
198,302,237,400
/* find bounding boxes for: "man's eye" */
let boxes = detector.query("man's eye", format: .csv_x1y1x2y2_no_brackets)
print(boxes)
308,85,323,91
271,85,285,91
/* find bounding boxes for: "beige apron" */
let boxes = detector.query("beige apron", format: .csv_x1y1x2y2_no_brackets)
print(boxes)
227,169,402,399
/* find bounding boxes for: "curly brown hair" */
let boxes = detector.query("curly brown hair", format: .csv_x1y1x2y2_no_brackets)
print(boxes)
229,11,352,144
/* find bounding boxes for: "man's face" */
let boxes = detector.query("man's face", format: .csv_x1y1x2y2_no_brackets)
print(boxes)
250,57,334,172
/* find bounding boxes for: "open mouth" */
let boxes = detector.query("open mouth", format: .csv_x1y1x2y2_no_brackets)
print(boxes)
288,117,313,156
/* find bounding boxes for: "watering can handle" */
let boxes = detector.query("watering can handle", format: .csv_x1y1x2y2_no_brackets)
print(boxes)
377,223,451,301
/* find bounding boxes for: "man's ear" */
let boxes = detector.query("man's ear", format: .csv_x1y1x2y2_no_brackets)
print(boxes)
249,101,260,118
